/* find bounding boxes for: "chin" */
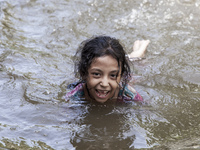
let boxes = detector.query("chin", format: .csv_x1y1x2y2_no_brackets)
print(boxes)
94,99,108,103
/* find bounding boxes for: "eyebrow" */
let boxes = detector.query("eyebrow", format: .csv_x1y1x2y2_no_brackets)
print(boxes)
90,68,119,73
90,68,102,72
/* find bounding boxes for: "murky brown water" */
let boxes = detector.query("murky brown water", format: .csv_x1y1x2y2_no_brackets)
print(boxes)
0,0,200,149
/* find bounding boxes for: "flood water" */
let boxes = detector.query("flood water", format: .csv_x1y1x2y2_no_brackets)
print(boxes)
0,0,200,149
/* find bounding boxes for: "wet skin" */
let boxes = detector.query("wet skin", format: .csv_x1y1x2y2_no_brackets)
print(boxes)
84,55,121,103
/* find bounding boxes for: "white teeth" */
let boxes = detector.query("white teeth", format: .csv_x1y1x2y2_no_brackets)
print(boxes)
98,93,106,96
96,90,109,97
97,90,108,94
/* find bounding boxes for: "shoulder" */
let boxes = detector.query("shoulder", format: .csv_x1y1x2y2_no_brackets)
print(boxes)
65,83,84,100
119,84,143,101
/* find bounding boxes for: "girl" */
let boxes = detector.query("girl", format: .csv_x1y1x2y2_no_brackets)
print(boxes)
66,36,150,103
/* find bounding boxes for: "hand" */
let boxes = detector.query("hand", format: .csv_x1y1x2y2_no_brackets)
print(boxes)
128,40,150,59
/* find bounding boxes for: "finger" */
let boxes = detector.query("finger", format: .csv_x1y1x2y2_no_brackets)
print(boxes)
133,40,140,51
138,40,150,52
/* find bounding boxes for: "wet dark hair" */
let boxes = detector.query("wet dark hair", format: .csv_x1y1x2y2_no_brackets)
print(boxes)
74,35,131,93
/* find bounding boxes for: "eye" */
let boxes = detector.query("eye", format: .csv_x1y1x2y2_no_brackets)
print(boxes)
110,74,117,79
92,72,101,78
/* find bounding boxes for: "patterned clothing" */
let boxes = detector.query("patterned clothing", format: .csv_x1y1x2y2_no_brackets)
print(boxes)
65,83,143,102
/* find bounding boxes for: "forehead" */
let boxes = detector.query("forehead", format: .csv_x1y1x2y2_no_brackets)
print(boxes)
89,55,121,71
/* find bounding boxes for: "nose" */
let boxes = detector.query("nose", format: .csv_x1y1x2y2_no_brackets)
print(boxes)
100,77,109,87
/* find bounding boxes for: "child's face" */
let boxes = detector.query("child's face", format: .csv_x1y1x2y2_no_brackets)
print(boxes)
85,55,121,103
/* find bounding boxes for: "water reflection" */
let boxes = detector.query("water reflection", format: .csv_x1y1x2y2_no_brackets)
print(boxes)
69,104,150,149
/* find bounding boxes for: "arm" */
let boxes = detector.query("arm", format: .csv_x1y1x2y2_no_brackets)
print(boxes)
128,40,150,59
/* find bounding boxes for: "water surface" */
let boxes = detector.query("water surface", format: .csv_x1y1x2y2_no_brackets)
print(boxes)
0,0,200,149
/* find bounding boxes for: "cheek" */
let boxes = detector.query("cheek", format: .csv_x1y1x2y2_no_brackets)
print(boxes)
86,78,98,88
110,80,120,89
111,77,121,89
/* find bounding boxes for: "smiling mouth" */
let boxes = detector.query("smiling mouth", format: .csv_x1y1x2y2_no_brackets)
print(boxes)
95,90,110,98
